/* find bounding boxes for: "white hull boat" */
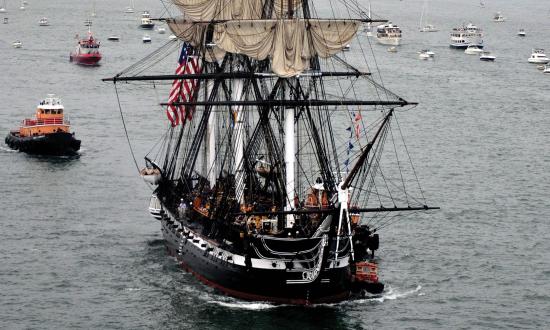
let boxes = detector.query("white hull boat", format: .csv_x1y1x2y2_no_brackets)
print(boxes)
464,46,483,55
528,49,550,64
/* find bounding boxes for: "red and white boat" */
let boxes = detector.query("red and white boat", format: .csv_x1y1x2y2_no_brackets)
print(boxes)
69,30,102,66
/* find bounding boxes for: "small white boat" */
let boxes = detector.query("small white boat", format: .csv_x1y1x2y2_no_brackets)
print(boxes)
142,34,152,43
168,34,178,41
543,65,550,74
107,36,120,41
39,17,49,26
418,49,435,60
0,0,7,13
517,29,526,37
387,46,397,53
479,51,496,61
157,27,166,34
3,17,7,24
125,0,134,13
528,49,550,64
342,44,351,51
12,40,22,48
19,3,25,10
464,45,483,55
493,12,505,22
420,24,439,32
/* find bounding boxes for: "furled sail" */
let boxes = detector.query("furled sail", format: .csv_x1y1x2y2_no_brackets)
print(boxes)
168,18,360,77
171,0,302,21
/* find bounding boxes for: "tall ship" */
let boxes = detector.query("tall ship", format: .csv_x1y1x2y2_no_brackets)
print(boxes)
70,29,102,66
375,23,402,46
5,94,81,155
105,0,437,305
450,23,483,49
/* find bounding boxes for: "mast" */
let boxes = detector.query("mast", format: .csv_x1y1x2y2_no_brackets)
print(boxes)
206,100,216,187
233,77,245,203
284,103,296,228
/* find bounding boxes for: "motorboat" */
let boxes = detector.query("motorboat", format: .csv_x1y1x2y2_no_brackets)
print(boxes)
39,17,49,26
4,94,81,156
527,49,550,64
420,24,439,33
107,36,120,41
19,1,25,10
543,65,550,74
168,34,178,41
3,17,8,24
387,46,397,53
464,45,483,55
12,40,22,48
142,34,152,43
493,12,505,22
479,51,496,61
418,49,435,59
0,0,7,13
450,23,483,49
84,19,92,27
140,11,155,29
70,30,102,65
517,29,526,37
376,23,401,46
342,44,351,51
157,27,166,34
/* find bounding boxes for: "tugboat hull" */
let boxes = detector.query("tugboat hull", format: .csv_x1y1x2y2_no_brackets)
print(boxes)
5,131,80,156
70,53,102,66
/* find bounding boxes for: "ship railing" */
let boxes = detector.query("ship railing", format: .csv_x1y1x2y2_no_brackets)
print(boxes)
21,118,70,126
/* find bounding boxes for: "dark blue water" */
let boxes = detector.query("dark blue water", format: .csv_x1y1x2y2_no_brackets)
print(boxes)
1,0,549,328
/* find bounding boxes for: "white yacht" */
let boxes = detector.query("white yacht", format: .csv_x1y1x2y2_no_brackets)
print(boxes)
375,23,401,46
140,11,155,29
420,24,439,33
142,34,152,43
517,29,526,37
450,23,483,49
464,45,483,55
39,17,49,26
527,49,550,64
125,0,134,13
418,49,435,60
493,12,505,22
479,51,496,61
419,0,438,32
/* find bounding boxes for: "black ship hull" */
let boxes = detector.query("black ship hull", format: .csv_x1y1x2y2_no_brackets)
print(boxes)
157,209,356,305
5,131,81,156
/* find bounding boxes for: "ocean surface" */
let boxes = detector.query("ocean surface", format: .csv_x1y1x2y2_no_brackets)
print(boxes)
1,0,549,329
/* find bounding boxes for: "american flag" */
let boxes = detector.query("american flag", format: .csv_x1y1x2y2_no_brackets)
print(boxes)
166,43,201,127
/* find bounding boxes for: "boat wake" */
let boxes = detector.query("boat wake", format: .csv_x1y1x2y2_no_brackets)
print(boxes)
0,146,17,153
209,300,281,310
362,284,423,303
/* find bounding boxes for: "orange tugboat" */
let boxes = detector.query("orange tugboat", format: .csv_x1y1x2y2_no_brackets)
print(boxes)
5,94,81,155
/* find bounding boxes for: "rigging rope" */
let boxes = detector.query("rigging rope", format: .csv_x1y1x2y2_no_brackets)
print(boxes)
114,82,141,174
